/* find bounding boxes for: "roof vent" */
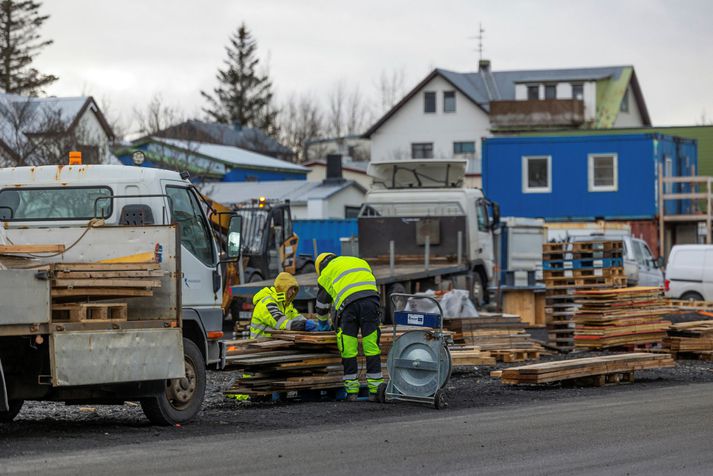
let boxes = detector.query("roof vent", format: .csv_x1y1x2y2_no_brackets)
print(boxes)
324,154,345,184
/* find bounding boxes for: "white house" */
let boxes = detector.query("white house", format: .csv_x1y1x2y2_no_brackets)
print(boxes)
364,61,651,187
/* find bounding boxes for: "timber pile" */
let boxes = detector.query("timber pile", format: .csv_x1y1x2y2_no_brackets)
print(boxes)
48,262,164,322
223,326,440,397
664,321,713,360
494,353,675,386
542,241,626,352
445,313,543,364
574,287,671,349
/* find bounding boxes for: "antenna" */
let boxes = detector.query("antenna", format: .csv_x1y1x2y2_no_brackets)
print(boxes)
468,23,486,62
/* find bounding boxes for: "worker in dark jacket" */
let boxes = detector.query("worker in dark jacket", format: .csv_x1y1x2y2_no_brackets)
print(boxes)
314,252,384,401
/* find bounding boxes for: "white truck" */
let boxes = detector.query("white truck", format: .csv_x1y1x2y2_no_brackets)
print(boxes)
0,163,242,425
231,159,500,310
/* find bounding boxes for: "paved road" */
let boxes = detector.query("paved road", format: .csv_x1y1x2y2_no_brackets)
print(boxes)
3,382,713,475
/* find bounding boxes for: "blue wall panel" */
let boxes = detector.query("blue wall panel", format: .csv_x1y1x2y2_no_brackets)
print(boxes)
222,168,306,182
482,134,698,221
294,219,358,256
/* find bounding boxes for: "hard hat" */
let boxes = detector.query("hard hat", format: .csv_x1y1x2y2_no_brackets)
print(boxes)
274,272,299,295
315,253,336,276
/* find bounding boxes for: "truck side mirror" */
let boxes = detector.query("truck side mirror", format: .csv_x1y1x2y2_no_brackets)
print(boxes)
490,202,501,230
226,215,242,260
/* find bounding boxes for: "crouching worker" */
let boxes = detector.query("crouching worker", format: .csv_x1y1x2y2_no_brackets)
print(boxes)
249,272,317,339
315,253,384,401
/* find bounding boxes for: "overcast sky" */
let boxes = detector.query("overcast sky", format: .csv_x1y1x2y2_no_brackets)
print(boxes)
37,0,713,135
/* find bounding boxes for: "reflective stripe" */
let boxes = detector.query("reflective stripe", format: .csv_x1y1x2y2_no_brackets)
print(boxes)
334,280,376,308
316,314,329,322
315,301,331,312
249,323,272,338
366,372,383,379
275,316,290,329
260,296,274,304
333,267,371,284
342,373,358,381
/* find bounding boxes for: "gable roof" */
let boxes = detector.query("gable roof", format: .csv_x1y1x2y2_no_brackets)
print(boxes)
200,179,365,206
364,65,650,137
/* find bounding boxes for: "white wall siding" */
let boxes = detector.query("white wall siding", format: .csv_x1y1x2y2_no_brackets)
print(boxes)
370,75,490,163
583,81,597,122
613,85,645,128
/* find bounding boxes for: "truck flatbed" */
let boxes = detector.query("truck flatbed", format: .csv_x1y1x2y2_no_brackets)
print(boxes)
231,263,470,301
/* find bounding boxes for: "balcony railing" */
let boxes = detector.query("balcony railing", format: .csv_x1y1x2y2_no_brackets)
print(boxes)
490,99,585,129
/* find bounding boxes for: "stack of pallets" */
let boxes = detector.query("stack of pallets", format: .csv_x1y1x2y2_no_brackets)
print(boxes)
445,313,543,363
48,262,164,323
493,353,675,386
664,321,713,360
574,287,671,349
542,241,626,352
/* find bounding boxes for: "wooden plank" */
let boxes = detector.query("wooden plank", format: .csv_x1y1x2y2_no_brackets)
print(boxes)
0,244,65,253
51,288,154,298
54,270,166,279
52,262,161,271
52,278,161,288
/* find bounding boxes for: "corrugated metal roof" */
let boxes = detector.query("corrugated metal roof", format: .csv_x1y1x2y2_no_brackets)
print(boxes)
153,137,309,172
200,179,362,205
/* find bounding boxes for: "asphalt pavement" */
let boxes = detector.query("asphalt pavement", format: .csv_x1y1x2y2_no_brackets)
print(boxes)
3,381,713,475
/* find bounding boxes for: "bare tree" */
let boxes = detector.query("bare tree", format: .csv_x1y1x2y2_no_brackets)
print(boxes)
375,68,406,115
277,92,324,162
98,95,126,142
325,80,373,138
133,93,185,137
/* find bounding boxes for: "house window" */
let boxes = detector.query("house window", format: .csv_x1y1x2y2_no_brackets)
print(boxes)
443,91,456,112
527,85,539,100
620,88,630,112
572,83,584,100
453,141,476,155
522,156,551,193
344,206,361,218
424,92,436,113
545,84,556,99
588,153,618,192
412,143,434,159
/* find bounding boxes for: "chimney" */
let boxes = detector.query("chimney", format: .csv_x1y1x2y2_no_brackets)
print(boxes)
324,154,345,184
478,59,491,73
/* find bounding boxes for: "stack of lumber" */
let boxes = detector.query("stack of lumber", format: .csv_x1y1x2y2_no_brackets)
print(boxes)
664,321,713,359
48,262,164,322
542,241,626,352
445,312,543,364
224,326,438,397
494,353,675,386
574,287,671,349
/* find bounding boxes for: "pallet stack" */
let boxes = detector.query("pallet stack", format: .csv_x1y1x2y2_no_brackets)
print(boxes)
445,313,543,363
542,241,626,352
49,262,164,323
493,353,675,386
574,287,671,349
664,321,713,359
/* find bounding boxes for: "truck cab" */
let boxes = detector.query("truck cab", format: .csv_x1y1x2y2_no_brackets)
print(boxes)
361,160,499,303
0,163,239,424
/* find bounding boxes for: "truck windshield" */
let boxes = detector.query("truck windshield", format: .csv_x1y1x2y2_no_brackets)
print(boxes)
0,187,112,221
236,208,268,254
360,202,464,217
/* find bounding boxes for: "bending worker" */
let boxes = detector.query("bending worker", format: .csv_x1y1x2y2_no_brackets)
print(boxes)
250,272,317,338
315,252,384,401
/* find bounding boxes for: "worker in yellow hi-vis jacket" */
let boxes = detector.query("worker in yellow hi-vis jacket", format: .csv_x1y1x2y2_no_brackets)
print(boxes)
314,253,384,401
249,272,317,339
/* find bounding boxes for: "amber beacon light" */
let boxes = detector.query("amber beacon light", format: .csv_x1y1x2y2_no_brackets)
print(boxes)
68,151,82,165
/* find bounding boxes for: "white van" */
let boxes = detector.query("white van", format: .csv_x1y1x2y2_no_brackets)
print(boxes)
665,245,713,301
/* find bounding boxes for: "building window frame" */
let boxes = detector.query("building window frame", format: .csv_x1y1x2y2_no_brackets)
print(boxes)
443,91,456,113
453,141,476,155
544,84,557,100
522,155,552,194
588,153,618,192
412,142,434,159
424,91,436,113
620,88,630,113
527,85,539,100
571,83,584,100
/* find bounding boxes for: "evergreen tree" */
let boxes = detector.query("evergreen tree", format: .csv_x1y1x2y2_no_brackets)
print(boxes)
201,23,277,133
0,0,57,96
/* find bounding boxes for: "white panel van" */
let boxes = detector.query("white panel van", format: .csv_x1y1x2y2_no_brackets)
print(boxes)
665,245,713,301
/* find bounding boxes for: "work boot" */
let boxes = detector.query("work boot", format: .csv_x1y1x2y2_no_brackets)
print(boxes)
346,393,358,402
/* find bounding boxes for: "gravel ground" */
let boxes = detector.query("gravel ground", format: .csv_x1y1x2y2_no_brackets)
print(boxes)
2,349,713,459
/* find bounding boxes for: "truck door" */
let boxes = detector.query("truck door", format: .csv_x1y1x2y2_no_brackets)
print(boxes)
164,184,220,307
475,198,495,279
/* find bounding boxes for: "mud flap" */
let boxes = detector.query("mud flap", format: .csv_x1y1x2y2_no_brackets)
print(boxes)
0,358,8,412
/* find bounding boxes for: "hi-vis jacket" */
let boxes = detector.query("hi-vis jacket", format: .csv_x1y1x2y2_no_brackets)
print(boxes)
250,286,303,338
316,256,379,319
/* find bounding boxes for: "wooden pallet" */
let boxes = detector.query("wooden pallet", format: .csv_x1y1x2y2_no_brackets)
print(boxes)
52,302,128,322
490,349,540,363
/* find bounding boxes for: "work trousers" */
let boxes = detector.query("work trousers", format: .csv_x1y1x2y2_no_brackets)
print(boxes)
336,296,383,394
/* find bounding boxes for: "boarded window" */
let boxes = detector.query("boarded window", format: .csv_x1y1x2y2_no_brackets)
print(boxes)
412,143,434,159
588,154,618,192
424,92,436,113
443,91,456,112
522,156,551,193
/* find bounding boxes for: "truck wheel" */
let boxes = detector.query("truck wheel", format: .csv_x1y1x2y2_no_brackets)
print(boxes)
141,338,206,426
681,291,704,301
0,400,23,422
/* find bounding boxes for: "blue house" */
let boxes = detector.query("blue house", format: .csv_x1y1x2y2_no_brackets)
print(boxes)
482,134,698,221
114,137,308,182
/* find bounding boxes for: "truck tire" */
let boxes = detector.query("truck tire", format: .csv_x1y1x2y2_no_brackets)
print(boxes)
141,338,206,426
0,400,23,423
681,291,704,301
